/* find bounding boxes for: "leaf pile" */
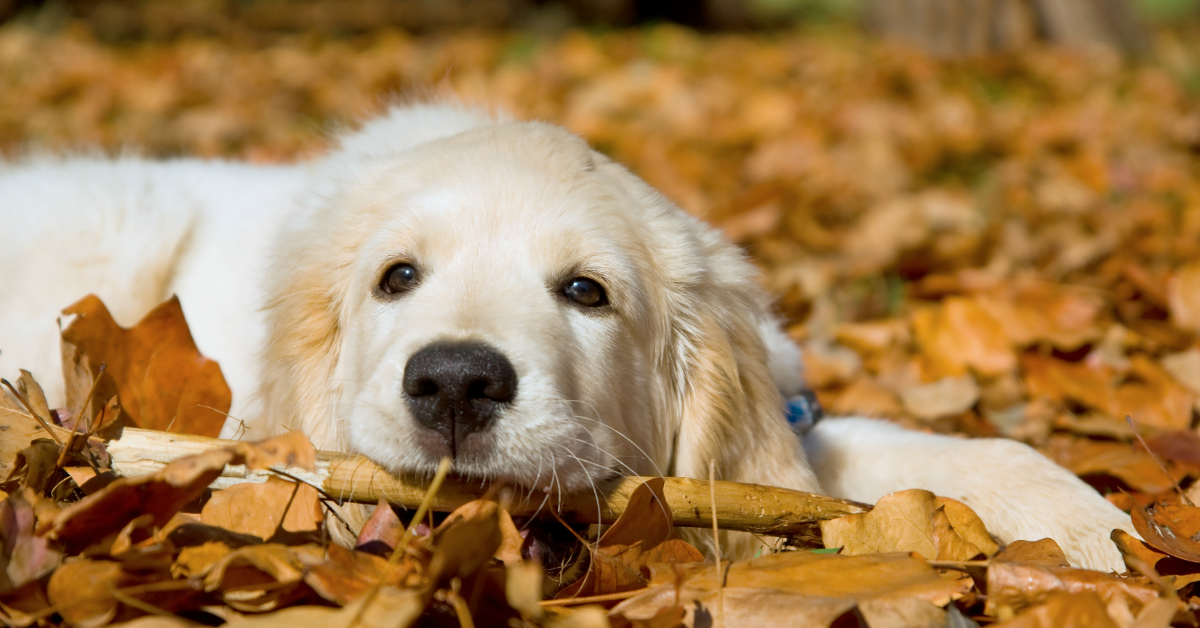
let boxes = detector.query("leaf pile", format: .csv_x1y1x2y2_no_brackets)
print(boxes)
7,13,1200,627
6,314,1199,627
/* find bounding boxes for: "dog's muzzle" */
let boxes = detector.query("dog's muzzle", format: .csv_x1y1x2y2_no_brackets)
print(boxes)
402,341,517,456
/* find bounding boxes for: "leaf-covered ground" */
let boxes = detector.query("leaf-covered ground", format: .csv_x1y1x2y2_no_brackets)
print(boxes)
5,14,1200,627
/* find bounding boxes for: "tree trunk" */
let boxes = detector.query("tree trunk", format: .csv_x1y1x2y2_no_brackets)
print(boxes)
866,0,1148,57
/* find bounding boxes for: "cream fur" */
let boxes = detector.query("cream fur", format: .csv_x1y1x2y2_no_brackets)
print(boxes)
0,103,1133,571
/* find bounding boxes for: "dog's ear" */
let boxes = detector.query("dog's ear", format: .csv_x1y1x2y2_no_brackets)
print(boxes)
600,161,823,496
663,249,822,496
249,207,353,451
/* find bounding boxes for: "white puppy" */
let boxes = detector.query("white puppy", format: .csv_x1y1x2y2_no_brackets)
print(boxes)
0,103,1133,570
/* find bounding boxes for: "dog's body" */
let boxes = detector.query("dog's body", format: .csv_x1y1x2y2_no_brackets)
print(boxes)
1,104,1133,570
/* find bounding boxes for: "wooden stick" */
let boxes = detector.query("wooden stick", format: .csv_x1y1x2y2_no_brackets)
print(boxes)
103,427,870,536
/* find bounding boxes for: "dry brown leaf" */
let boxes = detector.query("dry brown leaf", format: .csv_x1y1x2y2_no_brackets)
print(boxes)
912,297,1015,379
427,499,504,587
43,432,316,551
992,591,1119,628
495,505,525,567
985,560,1161,618
0,493,61,594
0,388,54,482
1131,501,1200,564
612,586,859,628
994,539,1070,567
737,550,970,604
1167,261,1200,333
1022,354,1114,417
898,375,981,422
301,543,405,605
800,342,862,388
201,476,322,541
556,478,704,600
203,543,313,612
821,489,998,561
1043,435,1178,494
355,499,403,556
1161,348,1200,395
824,376,904,418
60,295,231,437
46,559,126,628
173,541,233,579
978,286,1104,352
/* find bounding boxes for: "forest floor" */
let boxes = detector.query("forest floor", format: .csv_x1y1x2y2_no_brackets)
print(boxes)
5,14,1200,627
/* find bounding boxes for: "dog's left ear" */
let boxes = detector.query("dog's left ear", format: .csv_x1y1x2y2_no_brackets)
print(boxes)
663,247,822,495
603,161,821,496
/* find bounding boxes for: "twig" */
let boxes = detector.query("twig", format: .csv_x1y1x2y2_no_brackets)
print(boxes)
1126,415,1194,507
446,580,475,628
539,588,648,606
79,363,107,434
709,459,724,628
101,427,871,535
1,378,63,446
57,364,107,468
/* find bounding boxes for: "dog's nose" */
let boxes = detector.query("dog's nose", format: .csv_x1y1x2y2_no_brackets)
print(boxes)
402,341,517,452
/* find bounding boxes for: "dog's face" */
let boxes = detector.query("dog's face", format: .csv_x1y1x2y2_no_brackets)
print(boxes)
259,120,809,502
269,123,679,492
339,128,672,492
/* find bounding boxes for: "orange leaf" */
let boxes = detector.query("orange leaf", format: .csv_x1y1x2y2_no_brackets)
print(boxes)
61,295,231,437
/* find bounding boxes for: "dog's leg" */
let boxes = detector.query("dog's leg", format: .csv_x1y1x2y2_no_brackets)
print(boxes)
803,417,1134,572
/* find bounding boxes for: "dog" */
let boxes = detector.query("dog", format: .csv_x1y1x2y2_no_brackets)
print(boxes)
0,103,1134,571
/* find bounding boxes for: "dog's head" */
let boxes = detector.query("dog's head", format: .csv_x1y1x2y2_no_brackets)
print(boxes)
256,115,812,498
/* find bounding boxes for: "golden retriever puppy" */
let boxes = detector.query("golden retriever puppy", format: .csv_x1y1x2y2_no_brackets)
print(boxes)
0,103,1133,571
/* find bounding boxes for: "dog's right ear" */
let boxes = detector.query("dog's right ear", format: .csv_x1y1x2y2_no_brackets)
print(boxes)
249,205,354,451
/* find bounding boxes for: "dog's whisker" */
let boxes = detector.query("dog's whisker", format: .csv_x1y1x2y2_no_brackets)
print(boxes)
557,434,637,480
564,449,605,539
555,409,665,479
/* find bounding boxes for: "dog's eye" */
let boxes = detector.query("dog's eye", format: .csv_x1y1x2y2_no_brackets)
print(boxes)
381,263,419,295
563,277,608,307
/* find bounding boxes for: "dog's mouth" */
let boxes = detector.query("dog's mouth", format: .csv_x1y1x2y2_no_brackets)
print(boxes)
514,515,588,581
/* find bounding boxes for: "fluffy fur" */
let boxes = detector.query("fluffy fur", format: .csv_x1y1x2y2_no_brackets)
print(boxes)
0,103,1135,570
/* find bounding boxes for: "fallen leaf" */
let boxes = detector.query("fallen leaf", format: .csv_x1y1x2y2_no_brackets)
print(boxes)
624,549,973,622
825,376,904,418
201,476,322,541
613,586,859,628
301,543,408,605
1131,501,1200,563
173,541,233,579
0,388,56,482
355,499,403,556
0,493,61,594
43,432,316,551
203,544,314,612
992,591,1119,628
1043,435,1178,494
426,499,506,588
821,489,998,561
985,560,1161,618
46,559,126,628
1167,261,1200,333
800,342,862,388
557,478,704,599
1161,348,1200,395
994,539,1070,567
898,375,981,422
60,295,231,437
912,297,1016,379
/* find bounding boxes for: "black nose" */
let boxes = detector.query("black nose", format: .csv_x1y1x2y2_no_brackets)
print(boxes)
402,341,517,454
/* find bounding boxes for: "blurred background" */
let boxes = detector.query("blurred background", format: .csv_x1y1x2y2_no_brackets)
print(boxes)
4,0,1200,505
